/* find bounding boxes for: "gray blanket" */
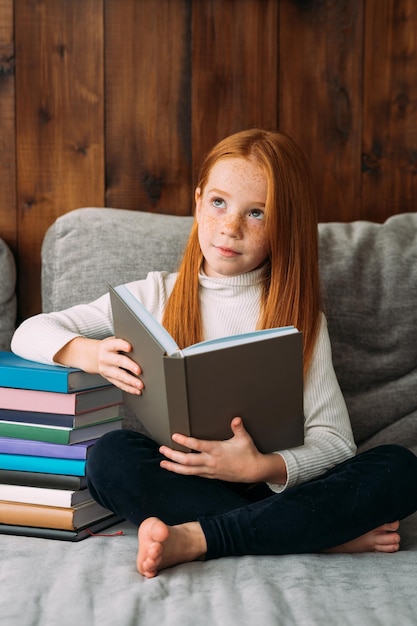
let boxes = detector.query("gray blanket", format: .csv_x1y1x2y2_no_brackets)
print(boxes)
2,513,417,625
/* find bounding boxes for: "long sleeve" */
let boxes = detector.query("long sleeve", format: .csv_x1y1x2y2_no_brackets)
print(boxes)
11,272,177,365
268,314,357,493
11,293,114,364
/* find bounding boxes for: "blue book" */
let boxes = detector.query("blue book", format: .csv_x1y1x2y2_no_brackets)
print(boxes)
0,352,109,392
0,453,86,476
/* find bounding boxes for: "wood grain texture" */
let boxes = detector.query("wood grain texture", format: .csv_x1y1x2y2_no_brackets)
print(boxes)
0,0,415,319
362,0,417,220
0,0,16,250
191,0,278,181
105,0,192,214
279,0,364,222
15,0,105,319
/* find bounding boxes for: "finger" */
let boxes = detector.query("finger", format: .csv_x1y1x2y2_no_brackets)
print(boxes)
230,416,244,432
102,336,132,354
106,375,143,395
171,432,214,452
103,362,143,392
114,352,142,377
160,459,211,477
159,446,205,466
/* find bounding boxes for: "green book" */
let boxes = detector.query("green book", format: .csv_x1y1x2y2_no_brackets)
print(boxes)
0,418,123,445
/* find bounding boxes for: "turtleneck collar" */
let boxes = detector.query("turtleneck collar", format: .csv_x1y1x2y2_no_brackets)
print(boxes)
198,265,268,290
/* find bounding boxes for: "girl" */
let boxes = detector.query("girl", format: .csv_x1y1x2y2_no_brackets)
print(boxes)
12,129,417,578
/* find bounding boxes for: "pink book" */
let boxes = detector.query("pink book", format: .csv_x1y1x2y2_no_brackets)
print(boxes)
0,386,122,415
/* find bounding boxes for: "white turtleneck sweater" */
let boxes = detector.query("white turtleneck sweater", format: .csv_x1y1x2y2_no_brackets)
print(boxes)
11,268,356,492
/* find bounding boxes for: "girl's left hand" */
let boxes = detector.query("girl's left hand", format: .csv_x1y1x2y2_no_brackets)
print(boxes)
159,417,266,483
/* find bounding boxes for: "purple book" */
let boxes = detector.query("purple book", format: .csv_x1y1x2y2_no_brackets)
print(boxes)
0,437,97,459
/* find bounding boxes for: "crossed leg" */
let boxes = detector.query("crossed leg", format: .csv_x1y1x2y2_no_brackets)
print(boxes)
137,518,401,578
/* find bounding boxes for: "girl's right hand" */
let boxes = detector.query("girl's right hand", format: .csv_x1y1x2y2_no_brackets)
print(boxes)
54,336,144,395
95,336,144,394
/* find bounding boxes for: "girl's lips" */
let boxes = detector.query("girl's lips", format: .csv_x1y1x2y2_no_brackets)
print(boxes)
215,245,240,257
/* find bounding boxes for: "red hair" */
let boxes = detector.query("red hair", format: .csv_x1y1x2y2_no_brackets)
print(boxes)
162,128,321,374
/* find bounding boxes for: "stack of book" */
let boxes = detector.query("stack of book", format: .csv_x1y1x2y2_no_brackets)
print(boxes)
0,351,125,541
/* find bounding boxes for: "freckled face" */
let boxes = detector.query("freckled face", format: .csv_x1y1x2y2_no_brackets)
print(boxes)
195,157,270,278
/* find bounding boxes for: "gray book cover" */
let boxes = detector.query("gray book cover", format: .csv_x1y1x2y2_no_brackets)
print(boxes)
110,285,304,453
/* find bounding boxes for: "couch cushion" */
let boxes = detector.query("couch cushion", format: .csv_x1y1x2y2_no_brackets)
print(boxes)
319,213,417,452
0,238,16,351
42,208,194,312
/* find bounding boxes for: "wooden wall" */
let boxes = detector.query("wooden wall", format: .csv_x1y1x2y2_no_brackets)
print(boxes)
1,0,416,321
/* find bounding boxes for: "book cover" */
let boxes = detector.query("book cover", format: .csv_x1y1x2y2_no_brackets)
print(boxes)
0,483,91,506
0,437,96,460
0,453,86,476
0,515,124,541
0,405,121,428
0,351,111,392
0,418,123,445
0,469,87,490
0,382,122,413
0,499,115,530
110,285,304,453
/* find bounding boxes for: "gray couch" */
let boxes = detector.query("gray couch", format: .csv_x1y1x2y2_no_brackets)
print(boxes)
1,207,417,625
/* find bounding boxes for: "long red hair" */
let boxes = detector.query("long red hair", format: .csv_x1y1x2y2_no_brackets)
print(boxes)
162,128,321,374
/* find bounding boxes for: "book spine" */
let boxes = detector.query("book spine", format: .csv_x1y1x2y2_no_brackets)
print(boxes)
0,385,122,414
0,387,76,413
163,357,191,450
0,367,68,392
0,352,109,392
0,484,90,507
0,454,86,476
0,515,123,541
0,408,78,427
0,469,87,490
0,419,122,444
0,437,95,459
0,500,113,530
0,501,76,530
0,406,120,427
0,422,73,444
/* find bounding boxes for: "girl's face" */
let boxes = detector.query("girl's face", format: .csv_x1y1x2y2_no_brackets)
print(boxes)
195,157,270,278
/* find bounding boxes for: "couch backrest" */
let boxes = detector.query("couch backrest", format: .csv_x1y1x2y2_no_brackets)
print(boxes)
42,208,417,452
42,208,194,311
318,213,417,452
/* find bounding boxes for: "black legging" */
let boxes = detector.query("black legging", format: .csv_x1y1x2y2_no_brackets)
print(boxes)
86,430,417,560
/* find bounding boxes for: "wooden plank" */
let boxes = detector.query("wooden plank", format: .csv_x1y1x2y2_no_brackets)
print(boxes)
0,0,16,250
279,0,364,222
362,0,417,221
104,0,191,214
191,0,278,185
15,0,105,319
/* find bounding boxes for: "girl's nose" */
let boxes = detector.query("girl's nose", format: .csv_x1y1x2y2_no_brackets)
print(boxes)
221,211,242,237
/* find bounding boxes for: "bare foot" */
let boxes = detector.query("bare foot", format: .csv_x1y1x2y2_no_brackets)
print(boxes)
325,521,401,554
137,517,207,578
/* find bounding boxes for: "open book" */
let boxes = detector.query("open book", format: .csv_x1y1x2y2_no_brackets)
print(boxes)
109,285,304,453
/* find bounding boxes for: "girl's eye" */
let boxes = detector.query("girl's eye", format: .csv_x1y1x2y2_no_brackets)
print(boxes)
249,208,264,220
212,198,226,208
